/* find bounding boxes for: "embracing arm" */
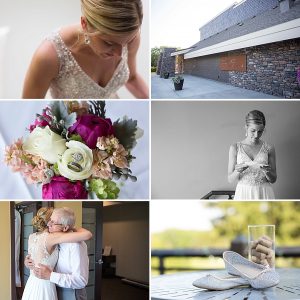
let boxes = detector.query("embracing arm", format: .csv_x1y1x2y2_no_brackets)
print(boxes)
22,41,59,98
265,145,277,183
47,228,92,249
125,32,149,99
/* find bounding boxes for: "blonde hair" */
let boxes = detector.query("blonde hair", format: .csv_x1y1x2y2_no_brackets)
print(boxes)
81,0,143,35
53,207,76,229
32,207,53,232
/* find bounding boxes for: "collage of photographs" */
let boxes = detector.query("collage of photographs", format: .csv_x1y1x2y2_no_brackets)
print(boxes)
0,0,299,299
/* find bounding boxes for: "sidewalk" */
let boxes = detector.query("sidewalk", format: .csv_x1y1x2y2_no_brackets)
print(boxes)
151,74,280,99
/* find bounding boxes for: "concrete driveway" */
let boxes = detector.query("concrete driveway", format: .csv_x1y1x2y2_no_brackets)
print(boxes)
151,74,280,99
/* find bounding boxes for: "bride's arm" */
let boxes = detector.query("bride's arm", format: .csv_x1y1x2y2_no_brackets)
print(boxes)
47,228,92,248
22,41,59,99
263,145,277,183
125,32,149,99
228,144,240,183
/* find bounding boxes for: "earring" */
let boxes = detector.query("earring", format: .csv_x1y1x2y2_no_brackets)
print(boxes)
84,33,90,45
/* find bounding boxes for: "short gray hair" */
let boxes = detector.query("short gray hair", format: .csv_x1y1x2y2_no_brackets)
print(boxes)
54,207,76,229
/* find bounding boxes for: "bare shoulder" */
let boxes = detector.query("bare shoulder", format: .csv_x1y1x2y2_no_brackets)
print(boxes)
128,31,141,54
33,40,58,69
229,143,238,153
267,143,275,153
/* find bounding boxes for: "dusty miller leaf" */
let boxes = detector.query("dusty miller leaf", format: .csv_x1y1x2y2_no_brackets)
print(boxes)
113,117,138,151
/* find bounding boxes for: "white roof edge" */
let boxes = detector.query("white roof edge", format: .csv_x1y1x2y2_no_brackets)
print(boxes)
185,18,300,59
171,48,194,56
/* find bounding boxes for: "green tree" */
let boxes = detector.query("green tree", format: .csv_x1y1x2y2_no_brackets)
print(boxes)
151,47,161,68
206,201,300,246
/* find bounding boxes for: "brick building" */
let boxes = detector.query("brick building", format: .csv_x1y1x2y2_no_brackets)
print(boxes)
172,0,300,98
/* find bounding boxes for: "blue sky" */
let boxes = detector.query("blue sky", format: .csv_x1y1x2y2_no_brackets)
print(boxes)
151,0,241,48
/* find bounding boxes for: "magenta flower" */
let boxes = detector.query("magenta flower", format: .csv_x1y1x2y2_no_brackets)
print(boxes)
69,114,114,149
42,176,88,199
29,107,52,132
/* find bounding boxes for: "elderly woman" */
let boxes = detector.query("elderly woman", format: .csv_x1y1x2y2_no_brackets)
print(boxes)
228,110,277,199
22,0,148,99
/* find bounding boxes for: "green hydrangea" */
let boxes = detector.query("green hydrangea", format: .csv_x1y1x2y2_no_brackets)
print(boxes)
88,178,120,199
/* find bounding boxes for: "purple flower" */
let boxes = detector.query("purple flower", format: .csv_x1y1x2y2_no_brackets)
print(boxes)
29,107,52,132
69,114,114,149
42,176,88,199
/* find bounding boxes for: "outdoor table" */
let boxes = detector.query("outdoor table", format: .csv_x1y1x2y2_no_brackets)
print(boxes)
151,269,300,299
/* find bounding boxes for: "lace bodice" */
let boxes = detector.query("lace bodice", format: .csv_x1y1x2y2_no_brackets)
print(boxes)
46,31,130,99
236,141,271,186
28,232,58,275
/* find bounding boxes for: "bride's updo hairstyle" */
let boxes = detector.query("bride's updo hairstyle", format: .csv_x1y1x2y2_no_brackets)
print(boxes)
246,110,266,127
81,0,143,35
32,207,53,232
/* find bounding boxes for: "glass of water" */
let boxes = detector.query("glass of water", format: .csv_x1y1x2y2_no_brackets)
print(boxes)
248,225,275,268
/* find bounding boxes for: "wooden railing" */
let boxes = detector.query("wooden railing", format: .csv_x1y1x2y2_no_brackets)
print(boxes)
201,191,235,199
152,247,300,275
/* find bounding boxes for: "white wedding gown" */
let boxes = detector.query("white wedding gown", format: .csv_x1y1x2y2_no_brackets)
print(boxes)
46,31,130,99
234,141,275,200
22,231,59,300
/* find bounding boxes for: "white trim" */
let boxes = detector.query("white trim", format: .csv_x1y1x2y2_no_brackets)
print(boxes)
171,48,195,56
185,18,300,59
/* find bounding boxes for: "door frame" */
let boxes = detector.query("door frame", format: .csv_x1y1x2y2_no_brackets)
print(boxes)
11,201,53,300
82,201,103,300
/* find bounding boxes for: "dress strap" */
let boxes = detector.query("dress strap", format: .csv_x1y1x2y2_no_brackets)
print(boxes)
235,142,241,153
45,31,67,73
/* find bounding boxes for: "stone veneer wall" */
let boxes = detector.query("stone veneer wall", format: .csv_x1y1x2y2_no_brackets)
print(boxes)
183,38,300,98
156,53,163,75
229,38,300,98
156,47,176,78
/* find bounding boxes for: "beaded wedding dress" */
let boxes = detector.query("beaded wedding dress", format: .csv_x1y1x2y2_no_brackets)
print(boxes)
22,232,59,300
234,141,275,200
46,31,129,99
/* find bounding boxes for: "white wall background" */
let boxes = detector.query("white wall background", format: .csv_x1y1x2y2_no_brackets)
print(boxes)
102,202,149,283
152,101,300,199
0,100,149,199
0,0,149,98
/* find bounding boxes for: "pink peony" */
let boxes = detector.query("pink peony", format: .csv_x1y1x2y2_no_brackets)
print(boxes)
69,114,114,149
42,176,88,199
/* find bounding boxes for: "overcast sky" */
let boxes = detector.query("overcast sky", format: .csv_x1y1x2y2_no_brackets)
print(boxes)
151,0,241,48
151,200,223,233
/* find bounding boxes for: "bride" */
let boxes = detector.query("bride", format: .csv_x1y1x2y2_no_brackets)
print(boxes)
22,0,148,99
228,110,277,200
21,207,92,300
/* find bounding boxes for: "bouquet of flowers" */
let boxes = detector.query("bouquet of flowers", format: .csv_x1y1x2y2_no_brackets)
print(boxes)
4,101,142,199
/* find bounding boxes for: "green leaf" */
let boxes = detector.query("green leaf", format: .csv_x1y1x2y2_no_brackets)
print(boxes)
49,101,69,122
69,134,83,142
113,117,138,151
64,112,77,129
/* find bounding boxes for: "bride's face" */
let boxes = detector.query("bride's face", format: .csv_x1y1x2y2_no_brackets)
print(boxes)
88,30,139,58
246,123,265,144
